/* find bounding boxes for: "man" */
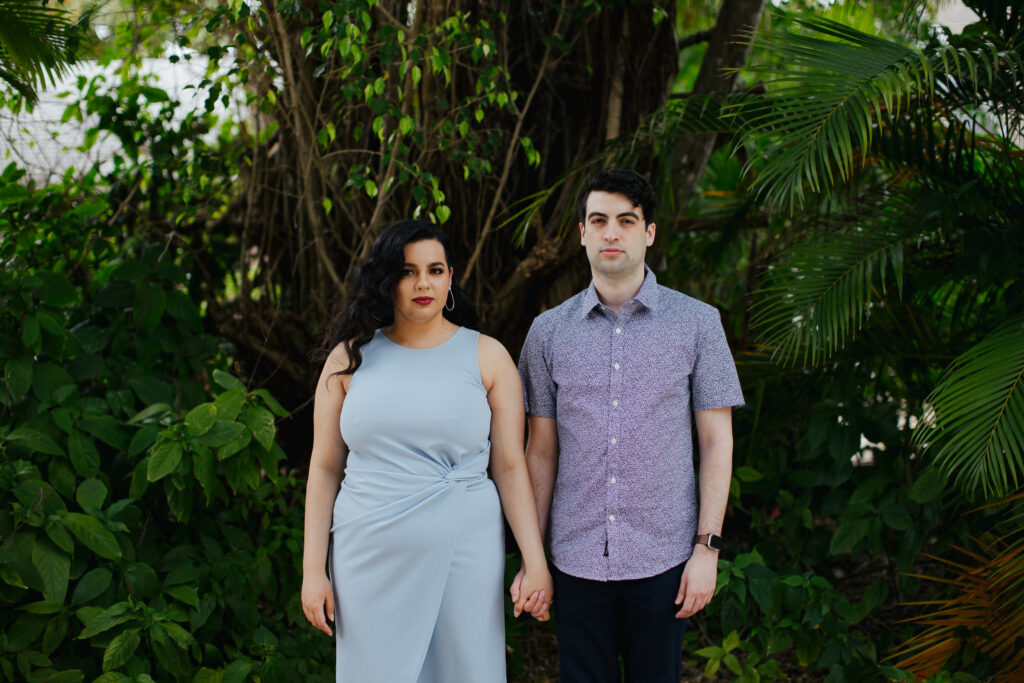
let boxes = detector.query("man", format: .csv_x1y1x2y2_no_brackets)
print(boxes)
512,169,743,682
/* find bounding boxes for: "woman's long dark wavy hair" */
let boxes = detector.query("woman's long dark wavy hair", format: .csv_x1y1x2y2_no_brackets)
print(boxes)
314,219,479,374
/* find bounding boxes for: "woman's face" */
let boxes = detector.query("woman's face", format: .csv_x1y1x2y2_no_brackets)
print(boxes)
392,239,453,325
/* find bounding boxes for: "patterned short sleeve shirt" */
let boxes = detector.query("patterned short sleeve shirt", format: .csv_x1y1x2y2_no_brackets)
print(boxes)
518,267,744,581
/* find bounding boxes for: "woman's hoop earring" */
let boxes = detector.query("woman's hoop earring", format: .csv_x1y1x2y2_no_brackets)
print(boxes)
445,287,455,311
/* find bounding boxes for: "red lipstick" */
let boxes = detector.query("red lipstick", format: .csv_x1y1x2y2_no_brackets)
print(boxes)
413,297,433,305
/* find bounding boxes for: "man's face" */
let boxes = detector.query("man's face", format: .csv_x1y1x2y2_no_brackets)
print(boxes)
579,191,656,280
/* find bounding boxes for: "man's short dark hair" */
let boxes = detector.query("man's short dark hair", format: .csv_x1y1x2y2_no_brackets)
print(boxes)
577,168,657,225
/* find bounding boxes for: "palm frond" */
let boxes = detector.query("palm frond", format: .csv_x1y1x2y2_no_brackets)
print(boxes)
736,13,1024,212
892,528,1024,681
751,198,919,367
912,318,1024,501
0,0,77,103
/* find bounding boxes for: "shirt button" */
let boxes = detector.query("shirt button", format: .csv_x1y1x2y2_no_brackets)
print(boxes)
610,437,617,444
615,327,622,334
610,476,617,484
609,514,615,521
612,400,619,407
613,363,620,370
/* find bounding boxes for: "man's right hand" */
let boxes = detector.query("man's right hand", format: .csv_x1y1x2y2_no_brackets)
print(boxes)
301,572,335,636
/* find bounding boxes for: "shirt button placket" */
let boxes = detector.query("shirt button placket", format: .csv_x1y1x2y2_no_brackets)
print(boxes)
607,316,624,569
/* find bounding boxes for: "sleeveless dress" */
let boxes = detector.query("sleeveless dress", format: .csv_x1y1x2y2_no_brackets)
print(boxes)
331,327,506,682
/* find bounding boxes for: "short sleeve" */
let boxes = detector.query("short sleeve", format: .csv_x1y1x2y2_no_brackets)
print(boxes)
518,317,557,418
691,308,744,411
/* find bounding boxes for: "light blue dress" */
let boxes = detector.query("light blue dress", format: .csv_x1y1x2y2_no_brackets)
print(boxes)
331,327,506,682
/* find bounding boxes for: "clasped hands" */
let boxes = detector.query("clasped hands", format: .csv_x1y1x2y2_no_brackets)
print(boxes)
508,564,553,621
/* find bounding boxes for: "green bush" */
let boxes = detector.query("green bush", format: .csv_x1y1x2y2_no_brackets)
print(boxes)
0,168,332,681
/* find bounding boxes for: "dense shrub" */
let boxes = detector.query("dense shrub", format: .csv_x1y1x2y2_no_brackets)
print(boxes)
0,167,332,681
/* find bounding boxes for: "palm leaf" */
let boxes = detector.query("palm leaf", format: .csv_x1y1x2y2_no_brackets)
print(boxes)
0,0,77,103
751,197,918,367
913,318,1024,500
735,13,1024,212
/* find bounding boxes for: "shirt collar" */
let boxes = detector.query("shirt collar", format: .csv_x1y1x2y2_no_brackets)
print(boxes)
580,265,660,319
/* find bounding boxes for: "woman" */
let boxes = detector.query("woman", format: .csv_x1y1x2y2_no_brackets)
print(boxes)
301,219,553,682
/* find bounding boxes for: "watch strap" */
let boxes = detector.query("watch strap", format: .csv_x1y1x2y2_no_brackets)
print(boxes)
695,533,723,551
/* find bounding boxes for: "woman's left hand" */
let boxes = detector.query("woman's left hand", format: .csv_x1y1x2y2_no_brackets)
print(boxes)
511,564,553,621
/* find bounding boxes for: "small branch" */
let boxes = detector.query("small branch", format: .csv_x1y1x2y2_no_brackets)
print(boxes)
678,28,714,51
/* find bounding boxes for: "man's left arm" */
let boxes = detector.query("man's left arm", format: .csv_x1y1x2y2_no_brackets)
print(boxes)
675,406,733,619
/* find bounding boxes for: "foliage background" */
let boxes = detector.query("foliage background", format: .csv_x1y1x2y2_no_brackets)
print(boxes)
1,0,1021,681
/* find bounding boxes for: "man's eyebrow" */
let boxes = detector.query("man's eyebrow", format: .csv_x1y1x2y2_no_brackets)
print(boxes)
586,211,608,221
616,211,641,220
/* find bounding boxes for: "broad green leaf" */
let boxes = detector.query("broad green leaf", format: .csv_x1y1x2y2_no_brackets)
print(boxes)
829,518,870,555
222,660,255,683
217,429,251,461
68,431,101,478
63,513,121,560
214,388,247,422
245,406,276,451
185,403,217,437
22,314,40,348
128,403,172,424
196,420,245,448
148,439,184,481
5,426,64,456
102,628,141,671
212,369,245,391
252,388,288,417
72,568,113,605
76,479,108,512
78,416,128,450
77,602,133,639
128,424,159,456
166,585,199,608
35,271,77,307
31,538,70,603
909,469,945,503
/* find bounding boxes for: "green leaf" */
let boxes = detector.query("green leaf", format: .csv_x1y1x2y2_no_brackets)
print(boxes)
62,513,121,560
166,585,199,608
246,406,276,451
22,314,41,348
35,271,77,307
77,602,133,639
128,424,159,455
212,369,245,391
102,628,141,671
128,403,172,424
78,416,128,450
31,538,70,603
829,518,870,555
68,431,101,478
76,479,108,512
215,389,247,422
72,568,113,605
222,660,255,683
909,469,945,503
913,319,1024,499
196,420,245,448
735,466,763,482
252,388,288,417
5,426,64,456
148,439,184,481
185,403,217,437
217,429,252,461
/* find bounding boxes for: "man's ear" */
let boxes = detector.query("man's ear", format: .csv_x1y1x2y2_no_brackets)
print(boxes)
646,222,656,246
579,222,586,245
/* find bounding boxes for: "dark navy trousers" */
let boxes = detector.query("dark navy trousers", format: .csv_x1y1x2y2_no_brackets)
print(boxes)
552,561,689,683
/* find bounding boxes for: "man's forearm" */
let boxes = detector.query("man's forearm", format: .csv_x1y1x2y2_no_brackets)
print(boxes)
696,440,731,536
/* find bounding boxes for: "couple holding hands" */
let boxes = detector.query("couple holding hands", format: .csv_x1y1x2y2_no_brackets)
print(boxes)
301,169,743,682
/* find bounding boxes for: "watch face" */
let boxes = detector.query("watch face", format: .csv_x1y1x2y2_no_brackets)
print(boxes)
708,534,723,551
